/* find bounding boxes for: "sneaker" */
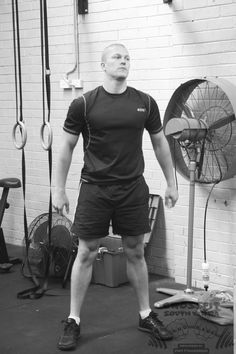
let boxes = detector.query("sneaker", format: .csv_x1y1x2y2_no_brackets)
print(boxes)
138,311,173,340
58,318,80,351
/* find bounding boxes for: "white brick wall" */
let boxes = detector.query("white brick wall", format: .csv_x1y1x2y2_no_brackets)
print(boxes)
0,0,235,293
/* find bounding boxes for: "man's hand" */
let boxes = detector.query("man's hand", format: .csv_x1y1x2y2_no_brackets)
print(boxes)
165,185,178,208
53,190,70,215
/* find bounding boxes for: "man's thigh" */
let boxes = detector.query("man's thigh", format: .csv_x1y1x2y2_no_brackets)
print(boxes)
71,183,113,239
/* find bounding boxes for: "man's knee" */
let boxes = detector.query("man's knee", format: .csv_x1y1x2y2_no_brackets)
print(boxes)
76,238,100,265
123,235,145,261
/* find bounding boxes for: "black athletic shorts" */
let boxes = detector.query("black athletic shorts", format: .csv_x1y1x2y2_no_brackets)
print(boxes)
71,176,151,240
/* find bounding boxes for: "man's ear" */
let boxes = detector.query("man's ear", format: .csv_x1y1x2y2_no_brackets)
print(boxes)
101,62,106,71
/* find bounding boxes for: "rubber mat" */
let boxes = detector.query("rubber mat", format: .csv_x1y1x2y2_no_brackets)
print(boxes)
0,245,233,354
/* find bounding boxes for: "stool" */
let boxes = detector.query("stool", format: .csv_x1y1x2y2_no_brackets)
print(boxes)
0,178,21,271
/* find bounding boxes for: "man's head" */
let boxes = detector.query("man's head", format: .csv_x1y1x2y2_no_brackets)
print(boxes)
101,43,130,81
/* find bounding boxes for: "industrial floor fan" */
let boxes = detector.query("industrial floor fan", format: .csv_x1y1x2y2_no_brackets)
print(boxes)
155,77,236,308
22,212,76,287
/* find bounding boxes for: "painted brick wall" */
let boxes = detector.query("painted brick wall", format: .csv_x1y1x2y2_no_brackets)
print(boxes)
0,0,235,293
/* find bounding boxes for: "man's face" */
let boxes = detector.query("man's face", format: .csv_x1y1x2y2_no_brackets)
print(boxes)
101,45,130,81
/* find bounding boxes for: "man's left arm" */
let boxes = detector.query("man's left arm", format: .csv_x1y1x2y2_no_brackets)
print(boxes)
149,130,179,208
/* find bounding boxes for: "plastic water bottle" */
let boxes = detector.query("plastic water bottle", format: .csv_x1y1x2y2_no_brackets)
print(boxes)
202,262,209,291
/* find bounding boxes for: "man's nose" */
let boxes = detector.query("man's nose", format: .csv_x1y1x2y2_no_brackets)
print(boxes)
120,58,127,64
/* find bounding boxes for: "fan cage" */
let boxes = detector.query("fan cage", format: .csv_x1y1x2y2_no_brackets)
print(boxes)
164,78,236,184
23,212,75,278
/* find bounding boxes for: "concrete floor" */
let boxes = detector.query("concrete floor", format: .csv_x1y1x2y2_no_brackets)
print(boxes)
0,244,233,354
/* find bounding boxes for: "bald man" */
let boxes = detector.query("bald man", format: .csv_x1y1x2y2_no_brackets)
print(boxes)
54,43,178,351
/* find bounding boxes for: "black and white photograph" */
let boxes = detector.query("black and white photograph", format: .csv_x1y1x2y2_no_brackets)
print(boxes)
0,1,234,353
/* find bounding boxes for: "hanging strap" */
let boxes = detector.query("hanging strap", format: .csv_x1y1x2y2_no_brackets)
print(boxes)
40,0,53,151
14,0,53,299
37,0,53,297
11,0,27,150
11,0,40,297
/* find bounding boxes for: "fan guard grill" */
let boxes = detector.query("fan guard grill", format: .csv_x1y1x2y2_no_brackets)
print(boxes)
164,78,236,183
23,212,75,278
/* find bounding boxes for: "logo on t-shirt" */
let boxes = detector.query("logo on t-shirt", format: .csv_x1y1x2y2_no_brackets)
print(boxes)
137,108,146,112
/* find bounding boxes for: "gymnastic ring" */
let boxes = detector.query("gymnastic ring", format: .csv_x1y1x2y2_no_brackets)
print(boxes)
40,121,53,151
12,121,27,150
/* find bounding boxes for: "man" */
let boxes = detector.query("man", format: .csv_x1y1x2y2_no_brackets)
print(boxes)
54,43,178,351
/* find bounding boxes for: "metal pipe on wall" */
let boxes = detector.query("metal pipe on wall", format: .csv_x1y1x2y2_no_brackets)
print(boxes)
61,0,82,89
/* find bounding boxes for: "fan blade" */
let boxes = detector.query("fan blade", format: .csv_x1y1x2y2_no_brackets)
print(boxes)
209,114,235,130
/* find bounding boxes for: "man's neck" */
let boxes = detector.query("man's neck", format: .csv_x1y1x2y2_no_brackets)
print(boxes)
103,78,127,94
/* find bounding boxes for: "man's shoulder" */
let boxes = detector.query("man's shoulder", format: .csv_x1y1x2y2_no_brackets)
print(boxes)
83,86,101,100
127,86,151,100
127,86,153,110
81,86,102,115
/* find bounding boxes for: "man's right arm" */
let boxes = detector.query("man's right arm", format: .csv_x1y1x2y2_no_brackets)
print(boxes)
54,131,79,215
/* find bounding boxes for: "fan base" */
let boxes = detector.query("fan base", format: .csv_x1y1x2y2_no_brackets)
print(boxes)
154,287,205,308
0,263,13,272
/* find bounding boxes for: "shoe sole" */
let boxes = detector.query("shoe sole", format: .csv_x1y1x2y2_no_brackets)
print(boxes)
57,334,81,351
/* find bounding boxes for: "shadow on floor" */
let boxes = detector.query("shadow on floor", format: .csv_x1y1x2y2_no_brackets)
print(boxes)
0,245,233,354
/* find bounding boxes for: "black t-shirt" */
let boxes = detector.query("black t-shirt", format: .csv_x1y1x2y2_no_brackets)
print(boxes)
63,86,162,184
